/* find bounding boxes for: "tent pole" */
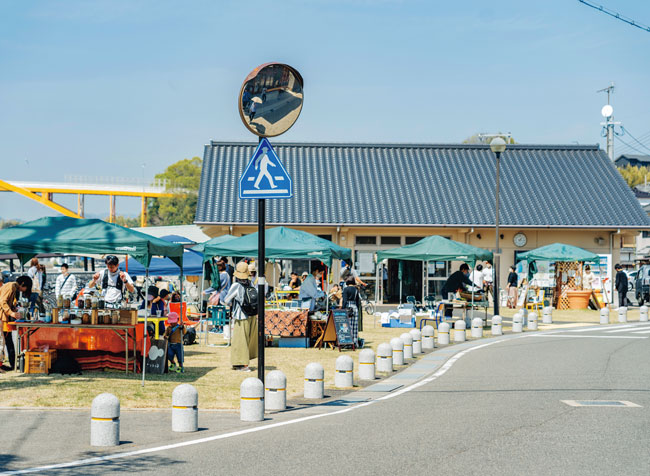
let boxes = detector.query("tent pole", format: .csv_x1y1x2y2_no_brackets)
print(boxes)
199,260,205,345
142,268,148,387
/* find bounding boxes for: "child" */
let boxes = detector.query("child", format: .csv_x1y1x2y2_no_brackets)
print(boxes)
164,312,187,373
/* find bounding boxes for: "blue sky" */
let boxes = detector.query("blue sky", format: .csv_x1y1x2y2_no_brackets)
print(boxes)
1,0,649,220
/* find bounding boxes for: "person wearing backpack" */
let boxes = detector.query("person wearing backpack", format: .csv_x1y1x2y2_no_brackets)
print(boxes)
223,261,258,371
88,255,136,308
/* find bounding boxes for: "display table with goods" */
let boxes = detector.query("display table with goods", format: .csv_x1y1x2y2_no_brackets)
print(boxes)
14,298,143,374
264,309,309,348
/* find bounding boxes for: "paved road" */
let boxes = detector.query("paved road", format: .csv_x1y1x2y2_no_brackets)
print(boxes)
3,323,649,475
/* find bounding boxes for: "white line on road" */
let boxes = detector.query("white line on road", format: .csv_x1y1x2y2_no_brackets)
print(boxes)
0,338,505,475
630,329,650,334
532,334,647,339
604,326,650,333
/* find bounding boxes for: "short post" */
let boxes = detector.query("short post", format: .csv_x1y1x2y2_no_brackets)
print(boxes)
376,343,393,374
541,306,552,323
527,312,538,331
391,337,404,366
491,315,502,336
512,313,523,333
618,306,628,323
421,325,435,350
438,322,450,345
409,329,422,354
600,307,610,325
304,362,325,399
358,348,376,380
471,317,483,339
240,377,264,422
521,308,529,327
265,370,287,411
453,320,466,343
172,384,198,432
335,355,354,388
90,393,120,447
400,332,414,359
640,305,649,323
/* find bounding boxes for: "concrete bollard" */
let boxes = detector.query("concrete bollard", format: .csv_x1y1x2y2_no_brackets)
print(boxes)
265,370,287,411
376,343,393,374
542,306,553,324
453,320,466,343
400,332,414,359
90,393,120,447
409,329,422,354
391,337,405,366
527,312,538,331
618,306,628,323
438,322,450,345
172,384,198,432
304,362,325,399
471,317,483,339
491,315,503,336
512,313,523,333
335,355,354,388
240,377,264,422
422,325,435,350
600,307,610,325
358,348,376,380
641,305,649,323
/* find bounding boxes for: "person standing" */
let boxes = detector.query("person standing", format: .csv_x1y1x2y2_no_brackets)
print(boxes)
470,264,484,290
614,264,628,308
223,262,258,371
506,265,519,309
248,100,257,122
0,276,32,371
483,262,494,297
583,265,596,291
55,263,77,300
441,263,473,319
27,258,42,316
88,255,136,308
341,277,362,346
217,261,231,303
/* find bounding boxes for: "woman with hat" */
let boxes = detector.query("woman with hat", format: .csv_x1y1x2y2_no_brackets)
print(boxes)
223,261,258,371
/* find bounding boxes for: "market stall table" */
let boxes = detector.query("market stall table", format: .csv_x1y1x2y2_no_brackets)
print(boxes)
14,322,139,374
264,309,309,347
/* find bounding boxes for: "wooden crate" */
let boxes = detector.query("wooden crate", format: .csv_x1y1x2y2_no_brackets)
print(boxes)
25,349,57,374
118,309,137,326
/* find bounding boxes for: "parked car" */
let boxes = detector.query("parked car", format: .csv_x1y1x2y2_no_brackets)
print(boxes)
627,270,637,292
634,265,650,305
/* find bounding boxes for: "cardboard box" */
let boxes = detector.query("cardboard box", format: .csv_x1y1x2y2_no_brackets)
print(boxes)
118,309,137,326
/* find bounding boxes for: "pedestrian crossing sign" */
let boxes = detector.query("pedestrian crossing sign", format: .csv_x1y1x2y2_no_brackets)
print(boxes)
239,137,293,199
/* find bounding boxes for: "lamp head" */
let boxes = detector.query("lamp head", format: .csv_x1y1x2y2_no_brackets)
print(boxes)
490,137,507,154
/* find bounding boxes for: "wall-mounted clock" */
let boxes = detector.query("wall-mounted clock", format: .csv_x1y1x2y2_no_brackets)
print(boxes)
513,233,527,247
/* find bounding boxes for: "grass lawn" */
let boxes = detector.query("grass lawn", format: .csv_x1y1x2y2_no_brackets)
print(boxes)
0,315,423,409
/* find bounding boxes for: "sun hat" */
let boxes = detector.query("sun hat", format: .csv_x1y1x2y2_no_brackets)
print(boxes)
167,312,179,324
248,262,257,273
301,271,308,277
234,261,250,280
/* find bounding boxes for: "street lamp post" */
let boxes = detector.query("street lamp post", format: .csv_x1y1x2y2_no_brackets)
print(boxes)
490,137,507,317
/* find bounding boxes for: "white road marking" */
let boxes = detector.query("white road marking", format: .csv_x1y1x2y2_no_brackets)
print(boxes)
630,329,650,334
532,334,647,339
0,338,505,475
605,326,649,333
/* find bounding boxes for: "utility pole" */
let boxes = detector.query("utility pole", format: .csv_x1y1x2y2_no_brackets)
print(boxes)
597,83,617,161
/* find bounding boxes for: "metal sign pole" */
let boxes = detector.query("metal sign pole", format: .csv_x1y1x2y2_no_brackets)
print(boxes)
257,197,265,383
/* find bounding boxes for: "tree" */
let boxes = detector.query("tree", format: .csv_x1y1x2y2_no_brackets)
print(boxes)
147,157,202,226
111,215,140,228
618,165,650,188
0,219,22,229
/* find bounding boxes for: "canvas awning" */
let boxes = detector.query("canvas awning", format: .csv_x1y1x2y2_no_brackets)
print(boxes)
517,243,600,279
377,235,492,265
191,234,236,253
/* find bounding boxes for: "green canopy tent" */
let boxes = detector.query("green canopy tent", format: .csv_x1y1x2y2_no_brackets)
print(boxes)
516,243,605,307
0,216,185,384
201,227,351,268
191,234,236,254
191,234,236,309
377,235,493,304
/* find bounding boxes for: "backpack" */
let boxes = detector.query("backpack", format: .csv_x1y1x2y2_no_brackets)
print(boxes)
102,270,124,294
239,284,258,317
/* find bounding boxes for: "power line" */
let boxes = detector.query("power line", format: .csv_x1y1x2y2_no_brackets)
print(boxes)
621,127,650,154
578,0,650,33
616,136,649,155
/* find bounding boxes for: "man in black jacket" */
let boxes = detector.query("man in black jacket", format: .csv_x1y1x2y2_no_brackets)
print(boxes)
442,263,473,319
614,264,628,308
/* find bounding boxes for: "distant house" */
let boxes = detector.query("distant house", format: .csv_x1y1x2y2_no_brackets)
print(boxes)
615,154,650,168
196,142,650,303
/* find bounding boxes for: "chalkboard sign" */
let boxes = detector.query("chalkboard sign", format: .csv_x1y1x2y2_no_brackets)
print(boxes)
145,339,168,374
332,309,354,347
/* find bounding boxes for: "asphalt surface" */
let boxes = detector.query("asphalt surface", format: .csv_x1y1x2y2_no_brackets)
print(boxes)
2,322,649,475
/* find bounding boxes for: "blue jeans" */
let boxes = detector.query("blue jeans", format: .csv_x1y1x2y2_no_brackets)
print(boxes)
28,293,39,315
167,343,183,366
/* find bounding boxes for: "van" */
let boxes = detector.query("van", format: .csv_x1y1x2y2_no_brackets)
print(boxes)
634,265,650,305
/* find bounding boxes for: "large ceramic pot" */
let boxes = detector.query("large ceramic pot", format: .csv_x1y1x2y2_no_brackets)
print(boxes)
566,290,591,309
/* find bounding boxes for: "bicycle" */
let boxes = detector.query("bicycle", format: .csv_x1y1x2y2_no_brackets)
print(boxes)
358,287,375,316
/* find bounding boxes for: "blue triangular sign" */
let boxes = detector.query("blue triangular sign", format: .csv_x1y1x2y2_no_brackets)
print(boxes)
239,138,293,199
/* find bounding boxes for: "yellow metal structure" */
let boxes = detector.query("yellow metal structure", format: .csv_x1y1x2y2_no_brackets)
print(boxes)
0,179,174,227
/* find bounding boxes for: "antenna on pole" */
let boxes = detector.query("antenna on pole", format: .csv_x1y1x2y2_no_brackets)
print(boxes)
598,82,620,161
597,82,615,105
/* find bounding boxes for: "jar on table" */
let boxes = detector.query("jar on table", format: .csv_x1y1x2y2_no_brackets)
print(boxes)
85,296,93,309
98,311,107,325
63,297,71,309
56,295,63,308
98,299,105,310
78,299,85,310
63,310,70,322
91,296,98,309
82,312,90,324
111,310,120,325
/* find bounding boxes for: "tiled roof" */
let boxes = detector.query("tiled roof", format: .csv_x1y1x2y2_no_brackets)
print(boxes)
196,142,650,228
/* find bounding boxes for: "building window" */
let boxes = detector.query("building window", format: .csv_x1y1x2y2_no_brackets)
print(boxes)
643,231,650,238
381,236,401,245
405,236,424,245
318,234,332,241
356,236,377,245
